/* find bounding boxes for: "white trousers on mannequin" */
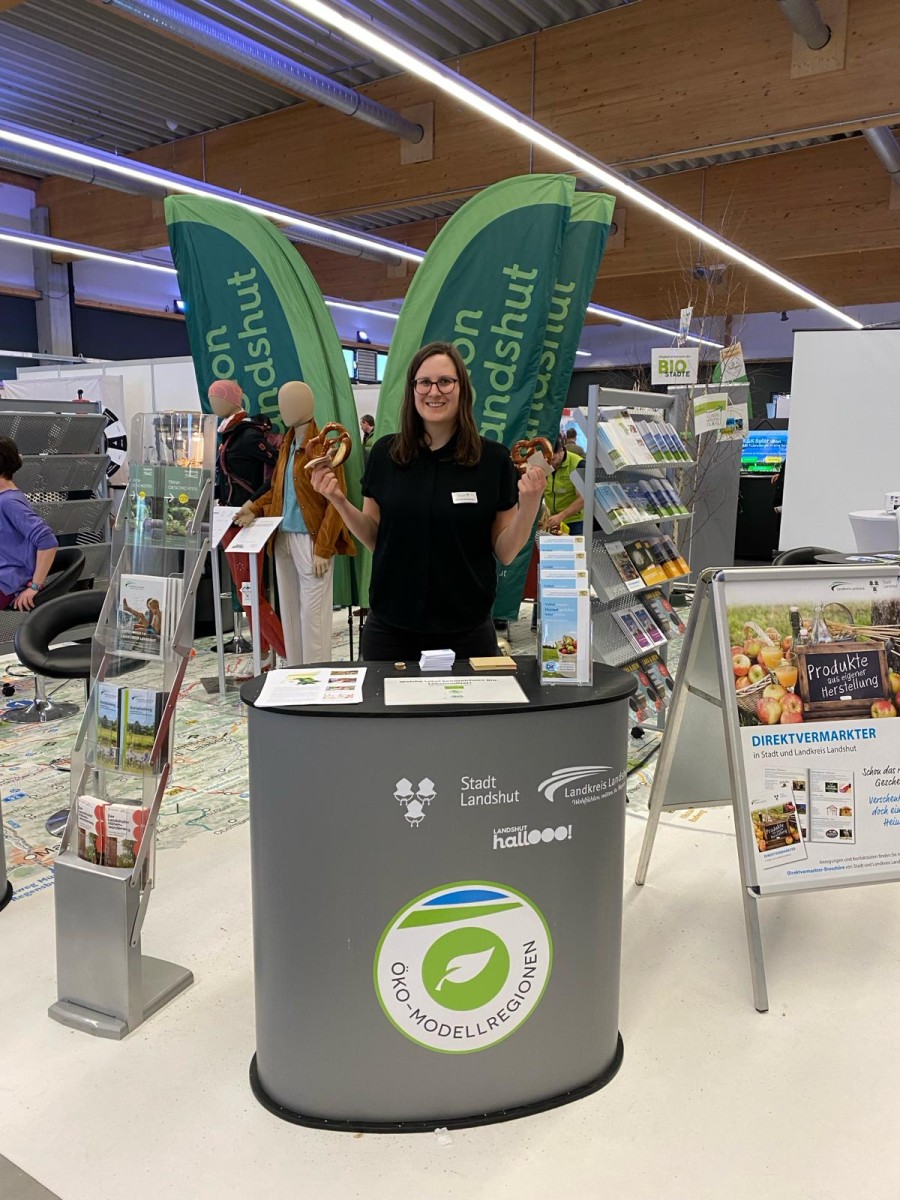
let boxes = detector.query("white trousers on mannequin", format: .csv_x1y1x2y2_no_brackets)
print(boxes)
273,530,334,666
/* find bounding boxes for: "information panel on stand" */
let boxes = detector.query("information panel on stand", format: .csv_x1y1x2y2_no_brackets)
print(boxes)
713,569,900,895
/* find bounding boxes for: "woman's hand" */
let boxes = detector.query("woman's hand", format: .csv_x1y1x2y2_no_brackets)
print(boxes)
546,513,563,533
13,588,36,612
308,460,343,504
517,464,547,505
233,503,257,528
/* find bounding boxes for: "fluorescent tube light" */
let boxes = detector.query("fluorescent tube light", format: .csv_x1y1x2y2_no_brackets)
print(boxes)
575,350,591,357
587,303,724,349
325,299,400,320
0,226,177,274
280,0,863,331
0,123,423,265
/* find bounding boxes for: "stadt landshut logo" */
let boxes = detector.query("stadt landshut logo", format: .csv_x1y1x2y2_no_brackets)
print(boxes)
374,882,552,1053
392,776,437,828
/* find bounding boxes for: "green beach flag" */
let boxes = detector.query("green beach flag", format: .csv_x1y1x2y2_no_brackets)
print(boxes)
165,195,363,605
493,191,616,620
376,174,575,442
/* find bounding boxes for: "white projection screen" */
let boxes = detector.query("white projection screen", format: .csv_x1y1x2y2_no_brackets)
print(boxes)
779,330,900,554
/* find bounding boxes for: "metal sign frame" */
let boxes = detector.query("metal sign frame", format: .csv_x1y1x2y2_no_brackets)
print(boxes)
636,563,900,1012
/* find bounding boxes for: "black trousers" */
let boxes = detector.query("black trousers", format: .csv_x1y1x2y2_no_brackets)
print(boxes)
361,612,499,662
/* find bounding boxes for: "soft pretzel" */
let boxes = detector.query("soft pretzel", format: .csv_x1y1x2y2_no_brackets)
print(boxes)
304,422,352,470
510,436,554,474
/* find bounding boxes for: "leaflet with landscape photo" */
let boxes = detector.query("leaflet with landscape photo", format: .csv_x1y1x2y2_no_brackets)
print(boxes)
120,687,166,774
162,465,204,541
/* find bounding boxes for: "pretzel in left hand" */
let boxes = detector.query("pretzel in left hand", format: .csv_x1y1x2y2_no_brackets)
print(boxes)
304,422,352,471
510,436,554,475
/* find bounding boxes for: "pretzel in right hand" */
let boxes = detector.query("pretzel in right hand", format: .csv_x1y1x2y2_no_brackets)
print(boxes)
510,436,554,476
304,422,352,471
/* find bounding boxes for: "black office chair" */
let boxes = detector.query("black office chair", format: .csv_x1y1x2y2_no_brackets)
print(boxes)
5,589,102,724
24,547,86,607
772,546,836,566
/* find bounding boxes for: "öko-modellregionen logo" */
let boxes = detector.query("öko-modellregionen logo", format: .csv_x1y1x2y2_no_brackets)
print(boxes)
373,882,552,1053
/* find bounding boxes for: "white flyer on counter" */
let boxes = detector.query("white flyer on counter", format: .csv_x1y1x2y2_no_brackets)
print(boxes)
384,675,529,707
254,667,367,707
211,505,240,548
224,515,283,554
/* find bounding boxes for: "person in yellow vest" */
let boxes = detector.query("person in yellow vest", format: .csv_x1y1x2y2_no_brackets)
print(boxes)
544,435,585,535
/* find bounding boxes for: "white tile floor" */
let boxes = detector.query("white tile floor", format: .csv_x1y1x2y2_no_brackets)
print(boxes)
5,781,900,1199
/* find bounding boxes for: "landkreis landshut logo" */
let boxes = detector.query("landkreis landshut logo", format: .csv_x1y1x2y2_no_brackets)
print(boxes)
393,776,436,828
538,764,624,805
374,882,552,1053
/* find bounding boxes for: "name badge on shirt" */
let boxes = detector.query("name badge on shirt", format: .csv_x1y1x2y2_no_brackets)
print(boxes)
452,491,478,504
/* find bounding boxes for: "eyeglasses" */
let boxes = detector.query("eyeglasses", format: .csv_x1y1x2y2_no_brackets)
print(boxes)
413,376,458,395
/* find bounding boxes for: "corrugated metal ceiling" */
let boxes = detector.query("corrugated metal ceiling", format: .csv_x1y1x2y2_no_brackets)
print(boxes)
0,0,641,153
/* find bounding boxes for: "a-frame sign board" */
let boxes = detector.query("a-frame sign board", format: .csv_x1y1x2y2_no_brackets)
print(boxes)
636,564,900,1012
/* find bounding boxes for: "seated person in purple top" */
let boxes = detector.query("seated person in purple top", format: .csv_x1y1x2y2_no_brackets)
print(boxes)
0,436,58,612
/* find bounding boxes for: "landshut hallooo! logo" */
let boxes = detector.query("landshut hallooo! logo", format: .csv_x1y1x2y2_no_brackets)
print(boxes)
374,882,552,1053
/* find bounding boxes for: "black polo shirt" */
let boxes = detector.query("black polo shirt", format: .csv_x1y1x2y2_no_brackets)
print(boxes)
362,433,519,634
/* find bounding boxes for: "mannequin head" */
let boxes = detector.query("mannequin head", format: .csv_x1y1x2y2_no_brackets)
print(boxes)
278,381,315,429
208,379,245,418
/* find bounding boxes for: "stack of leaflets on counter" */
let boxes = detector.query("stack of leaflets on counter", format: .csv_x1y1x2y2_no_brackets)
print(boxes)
537,535,591,685
611,606,667,653
621,659,666,722
76,794,149,869
95,682,167,774
605,540,645,592
640,588,686,639
116,573,182,659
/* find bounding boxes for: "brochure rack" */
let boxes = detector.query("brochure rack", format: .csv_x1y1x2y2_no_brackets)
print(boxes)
573,386,694,721
49,411,215,1039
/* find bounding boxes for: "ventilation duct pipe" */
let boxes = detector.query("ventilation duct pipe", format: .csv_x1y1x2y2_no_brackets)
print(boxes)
99,0,423,143
0,119,413,264
0,147,162,198
863,127,900,186
775,0,831,50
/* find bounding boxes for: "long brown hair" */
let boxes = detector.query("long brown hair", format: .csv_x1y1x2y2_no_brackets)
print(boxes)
390,341,482,467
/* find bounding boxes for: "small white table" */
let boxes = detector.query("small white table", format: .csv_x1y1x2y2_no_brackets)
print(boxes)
848,509,900,553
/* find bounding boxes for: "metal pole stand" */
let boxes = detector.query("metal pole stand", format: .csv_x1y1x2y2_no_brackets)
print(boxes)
0,815,12,912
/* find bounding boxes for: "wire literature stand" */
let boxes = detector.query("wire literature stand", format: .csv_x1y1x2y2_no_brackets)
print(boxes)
49,411,216,1039
573,386,694,731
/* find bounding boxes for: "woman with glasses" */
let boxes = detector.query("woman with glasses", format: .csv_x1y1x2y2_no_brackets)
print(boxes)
310,341,546,661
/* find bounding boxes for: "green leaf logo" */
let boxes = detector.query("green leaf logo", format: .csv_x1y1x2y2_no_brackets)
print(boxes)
422,927,510,1011
435,947,495,992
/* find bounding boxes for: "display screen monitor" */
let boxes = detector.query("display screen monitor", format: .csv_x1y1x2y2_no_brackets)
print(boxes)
342,348,356,380
740,430,788,474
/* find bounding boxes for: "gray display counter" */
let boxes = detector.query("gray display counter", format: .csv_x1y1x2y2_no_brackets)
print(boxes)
241,659,635,1132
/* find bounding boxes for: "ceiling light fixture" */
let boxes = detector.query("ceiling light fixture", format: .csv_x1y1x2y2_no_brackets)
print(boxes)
575,350,591,357
587,304,724,349
280,0,863,331
0,122,422,265
325,299,400,320
0,226,178,274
